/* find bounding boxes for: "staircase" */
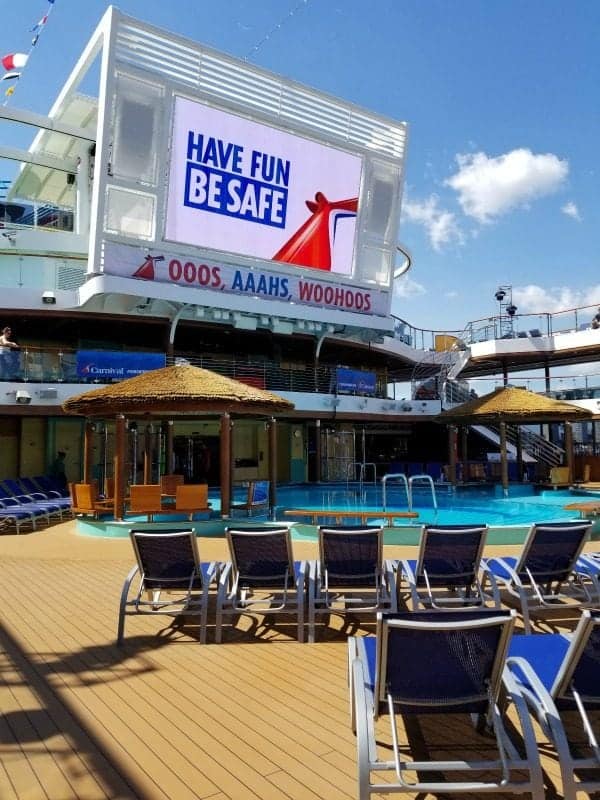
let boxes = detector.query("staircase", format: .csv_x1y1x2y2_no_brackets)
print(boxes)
472,423,564,468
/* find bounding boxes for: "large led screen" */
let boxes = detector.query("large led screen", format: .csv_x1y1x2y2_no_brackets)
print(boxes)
165,96,363,276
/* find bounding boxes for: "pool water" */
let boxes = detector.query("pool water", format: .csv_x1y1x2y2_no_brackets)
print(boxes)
76,483,595,540
273,483,580,527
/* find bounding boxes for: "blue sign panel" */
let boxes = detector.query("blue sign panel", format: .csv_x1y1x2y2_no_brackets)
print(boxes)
335,367,376,396
76,351,166,380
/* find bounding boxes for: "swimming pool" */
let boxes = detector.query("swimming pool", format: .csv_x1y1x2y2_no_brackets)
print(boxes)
76,483,596,542
274,483,579,526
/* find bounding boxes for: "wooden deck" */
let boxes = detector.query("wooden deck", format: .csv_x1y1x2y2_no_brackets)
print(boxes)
0,520,584,799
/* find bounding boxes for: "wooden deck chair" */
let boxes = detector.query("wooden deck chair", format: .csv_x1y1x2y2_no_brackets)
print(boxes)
174,484,211,520
308,525,397,643
216,526,307,642
486,520,596,632
349,609,544,799
543,466,572,489
70,483,113,518
508,609,600,799
128,484,164,521
117,529,217,645
399,524,501,610
160,473,184,496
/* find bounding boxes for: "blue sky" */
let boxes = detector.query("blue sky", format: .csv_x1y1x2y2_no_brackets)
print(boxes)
2,0,599,339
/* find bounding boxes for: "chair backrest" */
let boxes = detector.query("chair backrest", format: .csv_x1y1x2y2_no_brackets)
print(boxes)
249,480,269,506
104,476,115,499
175,484,208,511
374,609,516,719
516,521,593,583
129,484,163,512
73,483,97,510
550,466,571,485
226,527,294,588
160,474,184,495
416,524,488,587
318,525,383,588
130,529,202,590
551,610,600,707
3,479,23,497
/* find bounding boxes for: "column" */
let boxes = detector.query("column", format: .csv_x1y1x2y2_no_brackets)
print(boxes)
315,419,321,483
448,425,458,485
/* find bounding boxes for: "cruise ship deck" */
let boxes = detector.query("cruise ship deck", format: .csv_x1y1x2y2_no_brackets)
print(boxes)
2,520,591,800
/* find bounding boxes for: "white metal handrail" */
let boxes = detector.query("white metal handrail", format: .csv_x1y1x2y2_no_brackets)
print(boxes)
382,473,411,511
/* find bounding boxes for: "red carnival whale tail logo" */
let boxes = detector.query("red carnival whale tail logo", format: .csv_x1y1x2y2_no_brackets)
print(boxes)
273,192,358,271
132,254,165,280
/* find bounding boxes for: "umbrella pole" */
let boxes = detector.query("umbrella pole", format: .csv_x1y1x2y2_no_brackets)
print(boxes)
564,421,574,483
268,418,277,519
220,413,231,518
83,422,94,484
499,421,509,497
114,414,127,520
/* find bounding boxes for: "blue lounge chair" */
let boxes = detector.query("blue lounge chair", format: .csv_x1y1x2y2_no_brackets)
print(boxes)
216,526,307,642
32,475,70,499
2,479,64,521
486,521,596,632
0,486,51,528
19,476,72,513
0,500,37,534
349,610,544,799
398,524,501,610
117,529,217,645
308,525,397,643
507,609,600,799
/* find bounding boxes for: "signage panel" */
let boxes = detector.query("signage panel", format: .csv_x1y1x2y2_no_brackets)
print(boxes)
165,96,362,276
76,350,166,380
103,241,388,316
335,367,377,395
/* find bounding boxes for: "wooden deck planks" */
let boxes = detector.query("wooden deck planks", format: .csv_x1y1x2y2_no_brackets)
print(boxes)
0,523,595,799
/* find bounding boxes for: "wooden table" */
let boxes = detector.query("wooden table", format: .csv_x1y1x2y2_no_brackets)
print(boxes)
283,508,418,527
563,501,600,518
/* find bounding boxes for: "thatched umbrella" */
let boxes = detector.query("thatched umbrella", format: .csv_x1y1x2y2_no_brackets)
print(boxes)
436,386,592,494
63,365,294,519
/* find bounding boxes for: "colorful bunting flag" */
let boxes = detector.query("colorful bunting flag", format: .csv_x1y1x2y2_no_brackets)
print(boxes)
3,1,57,104
2,53,28,71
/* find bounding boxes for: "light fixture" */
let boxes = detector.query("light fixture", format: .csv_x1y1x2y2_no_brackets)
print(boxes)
15,390,32,405
494,288,506,302
42,291,56,305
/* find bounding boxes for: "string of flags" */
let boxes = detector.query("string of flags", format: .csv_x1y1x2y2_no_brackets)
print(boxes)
2,0,56,102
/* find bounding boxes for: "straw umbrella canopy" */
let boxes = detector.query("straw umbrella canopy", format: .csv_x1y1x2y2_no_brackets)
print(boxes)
436,386,592,493
63,365,295,519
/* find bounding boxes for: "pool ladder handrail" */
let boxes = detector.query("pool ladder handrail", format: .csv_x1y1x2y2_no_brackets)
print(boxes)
355,461,377,490
382,473,411,511
408,473,438,510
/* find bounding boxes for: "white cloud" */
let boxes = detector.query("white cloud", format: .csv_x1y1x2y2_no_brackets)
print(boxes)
513,284,600,313
561,201,582,221
402,195,464,251
445,290,459,298
393,276,426,298
445,148,569,223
